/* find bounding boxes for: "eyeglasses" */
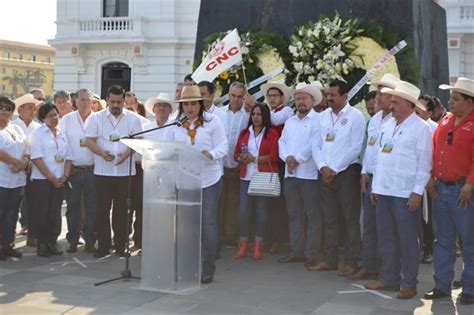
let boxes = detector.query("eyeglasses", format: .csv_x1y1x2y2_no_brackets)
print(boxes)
447,130,453,145
0,103,14,112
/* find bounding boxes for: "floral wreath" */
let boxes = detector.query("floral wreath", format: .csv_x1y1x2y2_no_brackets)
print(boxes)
182,119,202,145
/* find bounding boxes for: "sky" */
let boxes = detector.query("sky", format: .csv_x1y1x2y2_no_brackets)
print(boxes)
0,0,57,45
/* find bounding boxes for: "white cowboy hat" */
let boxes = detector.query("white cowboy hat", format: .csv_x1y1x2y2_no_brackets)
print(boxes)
293,82,323,106
176,85,208,102
368,73,400,89
13,93,43,115
144,93,174,113
380,80,425,110
260,83,292,105
439,77,474,97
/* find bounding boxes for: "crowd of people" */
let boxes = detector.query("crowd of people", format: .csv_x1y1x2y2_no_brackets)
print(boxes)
0,73,472,303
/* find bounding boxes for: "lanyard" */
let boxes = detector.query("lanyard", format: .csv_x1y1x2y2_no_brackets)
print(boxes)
107,113,123,130
49,129,60,152
391,123,402,138
330,110,343,128
76,111,89,134
252,127,264,153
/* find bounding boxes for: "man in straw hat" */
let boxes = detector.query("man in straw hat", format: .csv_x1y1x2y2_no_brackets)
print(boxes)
310,79,365,276
11,94,42,246
349,74,399,281
143,92,175,140
278,82,322,267
365,80,432,299
424,77,474,305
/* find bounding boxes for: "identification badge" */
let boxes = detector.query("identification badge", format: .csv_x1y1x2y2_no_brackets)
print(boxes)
54,154,64,163
325,130,336,142
368,135,377,146
109,131,120,142
80,137,87,147
382,141,394,153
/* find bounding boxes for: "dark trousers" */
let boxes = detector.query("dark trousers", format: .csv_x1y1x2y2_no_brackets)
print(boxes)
129,163,143,248
30,179,64,245
0,187,22,248
95,175,129,252
266,161,289,244
421,194,434,254
320,164,361,267
217,167,240,244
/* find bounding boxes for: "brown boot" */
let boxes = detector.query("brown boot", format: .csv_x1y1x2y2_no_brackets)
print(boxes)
234,240,249,259
397,287,417,299
26,238,37,247
253,240,263,260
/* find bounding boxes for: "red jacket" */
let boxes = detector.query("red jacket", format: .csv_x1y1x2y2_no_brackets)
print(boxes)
234,127,279,178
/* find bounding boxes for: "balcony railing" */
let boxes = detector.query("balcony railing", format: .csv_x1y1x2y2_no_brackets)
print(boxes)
460,6,474,20
78,17,139,35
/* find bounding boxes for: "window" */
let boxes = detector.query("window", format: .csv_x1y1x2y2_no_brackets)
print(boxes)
1,68,5,74
47,57,52,63
32,55,36,62
103,0,129,17
4,52,10,59
18,53,23,60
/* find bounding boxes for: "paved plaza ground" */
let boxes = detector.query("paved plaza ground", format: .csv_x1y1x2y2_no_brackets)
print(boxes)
1,211,473,315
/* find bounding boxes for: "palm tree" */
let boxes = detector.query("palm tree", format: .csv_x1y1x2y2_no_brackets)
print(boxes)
2,69,24,98
31,68,47,86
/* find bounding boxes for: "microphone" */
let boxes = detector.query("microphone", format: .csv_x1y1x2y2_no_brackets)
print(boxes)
176,115,189,127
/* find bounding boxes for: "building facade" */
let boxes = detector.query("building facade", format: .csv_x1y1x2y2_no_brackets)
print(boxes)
0,40,55,98
437,0,474,82
50,0,200,100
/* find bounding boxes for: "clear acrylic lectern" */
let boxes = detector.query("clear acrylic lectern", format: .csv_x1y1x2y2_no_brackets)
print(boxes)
121,139,205,294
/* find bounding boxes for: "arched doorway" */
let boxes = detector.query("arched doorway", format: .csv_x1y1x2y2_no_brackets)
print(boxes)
101,62,131,98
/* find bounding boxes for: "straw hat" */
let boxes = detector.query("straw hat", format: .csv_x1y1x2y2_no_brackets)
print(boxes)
293,82,323,105
380,81,424,110
144,93,174,113
260,83,292,105
439,77,474,97
368,73,400,89
176,85,207,102
13,93,43,115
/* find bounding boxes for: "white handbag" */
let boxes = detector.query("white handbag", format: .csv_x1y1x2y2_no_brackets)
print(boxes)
247,160,281,197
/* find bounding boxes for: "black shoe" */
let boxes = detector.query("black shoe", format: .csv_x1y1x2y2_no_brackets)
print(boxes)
424,288,450,300
47,243,63,255
115,248,128,257
459,293,474,305
93,249,109,258
37,243,52,257
420,252,433,264
453,279,462,289
84,242,96,253
0,250,7,261
201,276,213,284
66,243,77,253
3,247,22,258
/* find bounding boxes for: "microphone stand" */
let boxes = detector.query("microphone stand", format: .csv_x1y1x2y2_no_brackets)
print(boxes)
94,118,185,286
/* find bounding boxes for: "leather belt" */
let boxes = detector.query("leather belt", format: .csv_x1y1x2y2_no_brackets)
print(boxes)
437,178,466,186
72,165,94,171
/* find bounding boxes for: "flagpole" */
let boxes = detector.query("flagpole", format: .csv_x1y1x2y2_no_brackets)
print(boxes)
241,61,249,88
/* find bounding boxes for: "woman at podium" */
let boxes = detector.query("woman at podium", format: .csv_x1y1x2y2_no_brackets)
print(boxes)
164,85,228,284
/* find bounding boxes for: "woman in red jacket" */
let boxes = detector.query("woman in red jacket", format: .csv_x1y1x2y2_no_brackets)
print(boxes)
233,103,279,260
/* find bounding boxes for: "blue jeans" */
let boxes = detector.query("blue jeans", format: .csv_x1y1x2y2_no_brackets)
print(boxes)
376,194,421,288
65,169,97,243
202,179,223,278
239,180,268,240
283,178,321,259
362,175,378,272
432,181,474,294
0,187,22,249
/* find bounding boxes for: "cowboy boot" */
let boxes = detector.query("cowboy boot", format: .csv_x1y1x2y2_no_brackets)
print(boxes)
234,240,249,259
253,240,264,260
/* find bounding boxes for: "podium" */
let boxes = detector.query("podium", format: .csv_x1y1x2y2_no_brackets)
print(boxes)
121,139,206,294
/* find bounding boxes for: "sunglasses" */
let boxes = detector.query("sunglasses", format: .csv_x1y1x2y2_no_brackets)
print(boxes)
0,103,14,112
447,130,453,145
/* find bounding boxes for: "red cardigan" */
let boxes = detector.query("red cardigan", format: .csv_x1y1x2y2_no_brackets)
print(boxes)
234,127,279,178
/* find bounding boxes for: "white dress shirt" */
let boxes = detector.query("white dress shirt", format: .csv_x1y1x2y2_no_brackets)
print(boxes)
372,112,432,198
208,104,228,126
279,111,320,179
312,104,366,174
222,104,249,169
142,119,172,141
11,118,40,155
242,126,265,180
163,113,228,188
59,111,95,166
0,124,27,188
361,111,393,175
85,109,143,176
29,125,71,180
426,118,438,135
271,105,294,126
